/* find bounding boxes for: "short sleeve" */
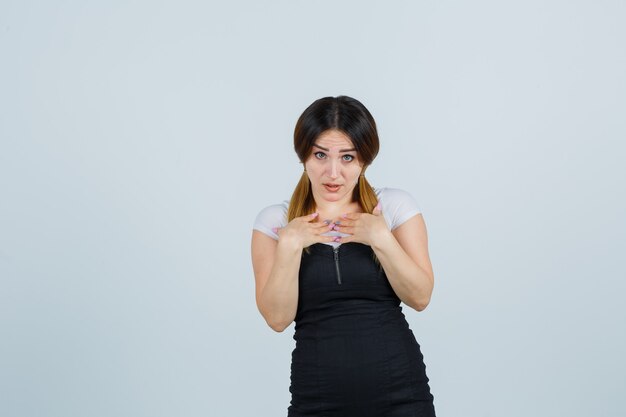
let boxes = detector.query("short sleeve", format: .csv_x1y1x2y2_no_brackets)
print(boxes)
377,187,422,231
252,201,289,240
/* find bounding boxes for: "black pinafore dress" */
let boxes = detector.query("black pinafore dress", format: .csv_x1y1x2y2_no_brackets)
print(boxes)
287,242,436,417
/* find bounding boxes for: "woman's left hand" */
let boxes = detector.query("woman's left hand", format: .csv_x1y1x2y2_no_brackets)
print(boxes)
333,203,391,246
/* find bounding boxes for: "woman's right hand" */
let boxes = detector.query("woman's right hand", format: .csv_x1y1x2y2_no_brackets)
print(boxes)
273,212,338,249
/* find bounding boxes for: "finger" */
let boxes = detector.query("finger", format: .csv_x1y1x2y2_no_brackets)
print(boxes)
320,235,340,244
321,219,335,227
311,233,339,244
332,219,353,228
334,235,354,244
300,212,319,222
315,224,336,233
313,221,334,230
333,225,354,234
271,227,281,234
341,212,360,220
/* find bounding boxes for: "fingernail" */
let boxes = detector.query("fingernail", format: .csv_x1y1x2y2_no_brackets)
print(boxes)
271,227,278,233
333,236,341,242
375,203,381,210
311,212,319,217
341,213,348,218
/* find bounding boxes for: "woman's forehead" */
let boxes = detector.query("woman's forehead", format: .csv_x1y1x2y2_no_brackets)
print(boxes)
314,130,355,152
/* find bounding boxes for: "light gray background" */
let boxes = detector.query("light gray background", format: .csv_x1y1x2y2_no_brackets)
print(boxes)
1,1,625,416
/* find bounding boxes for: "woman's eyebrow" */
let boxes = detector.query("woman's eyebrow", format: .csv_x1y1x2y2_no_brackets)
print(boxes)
312,143,356,152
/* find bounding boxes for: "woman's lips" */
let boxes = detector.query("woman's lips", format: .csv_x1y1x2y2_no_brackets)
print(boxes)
324,184,341,192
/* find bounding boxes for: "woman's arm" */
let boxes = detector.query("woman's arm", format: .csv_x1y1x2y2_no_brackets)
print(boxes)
251,213,336,332
371,213,434,311
335,208,435,312
251,231,302,332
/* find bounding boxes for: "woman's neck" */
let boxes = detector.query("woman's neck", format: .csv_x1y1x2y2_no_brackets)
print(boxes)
313,200,362,221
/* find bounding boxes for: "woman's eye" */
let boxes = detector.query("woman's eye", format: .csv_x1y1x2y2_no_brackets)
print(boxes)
314,151,326,159
342,155,355,162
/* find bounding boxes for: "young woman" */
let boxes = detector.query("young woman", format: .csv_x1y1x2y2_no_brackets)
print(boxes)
251,95,436,416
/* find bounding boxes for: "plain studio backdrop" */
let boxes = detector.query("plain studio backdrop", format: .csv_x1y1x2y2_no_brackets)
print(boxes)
1,1,625,416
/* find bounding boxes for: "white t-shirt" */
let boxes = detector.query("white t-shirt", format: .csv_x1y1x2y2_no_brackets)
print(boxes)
252,187,422,248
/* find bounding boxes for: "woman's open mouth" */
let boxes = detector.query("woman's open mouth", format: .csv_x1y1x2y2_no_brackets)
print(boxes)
324,184,341,192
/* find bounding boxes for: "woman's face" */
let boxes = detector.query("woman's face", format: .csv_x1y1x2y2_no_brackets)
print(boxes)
304,129,364,205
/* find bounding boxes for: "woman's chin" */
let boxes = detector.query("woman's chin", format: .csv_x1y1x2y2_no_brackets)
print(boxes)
313,185,354,203
319,190,349,202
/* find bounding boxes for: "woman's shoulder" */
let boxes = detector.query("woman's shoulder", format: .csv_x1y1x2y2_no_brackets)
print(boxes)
375,187,421,207
375,186,415,199
252,200,289,240
373,186,423,231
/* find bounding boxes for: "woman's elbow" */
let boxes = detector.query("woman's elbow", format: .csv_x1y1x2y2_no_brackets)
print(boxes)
413,276,434,311
268,319,291,333
260,309,290,332
414,300,430,312
257,303,293,332
411,294,432,312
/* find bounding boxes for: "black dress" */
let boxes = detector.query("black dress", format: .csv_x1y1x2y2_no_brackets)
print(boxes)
288,242,436,417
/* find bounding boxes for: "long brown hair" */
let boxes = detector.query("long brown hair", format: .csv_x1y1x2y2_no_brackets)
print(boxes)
287,96,380,222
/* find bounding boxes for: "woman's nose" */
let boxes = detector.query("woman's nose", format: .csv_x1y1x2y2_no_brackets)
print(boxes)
327,159,339,179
